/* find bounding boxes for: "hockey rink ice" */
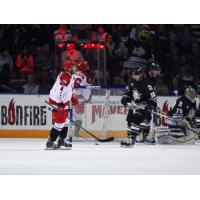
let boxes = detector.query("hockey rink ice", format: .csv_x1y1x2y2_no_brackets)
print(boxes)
0,138,200,175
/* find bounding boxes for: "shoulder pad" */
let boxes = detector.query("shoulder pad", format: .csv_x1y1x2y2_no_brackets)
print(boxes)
60,72,71,86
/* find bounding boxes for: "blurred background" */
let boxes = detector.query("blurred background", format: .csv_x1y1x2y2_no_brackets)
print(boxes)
0,24,200,95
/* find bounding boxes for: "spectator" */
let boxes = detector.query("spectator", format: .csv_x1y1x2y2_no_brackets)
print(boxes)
105,34,115,57
170,77,184,96
115,42,128,60
0,51,14,93
0,29,7,50
119,68,128,85
129,25,137,40
178,64,194,88
10,28,23,55
16,47,34,78
22,73,39,94
38,70,54,94
105,34,116,77
112,75,121,86
54,24,72,44
187,42,200,72
156,78,169,95
190,24,200,42
176,25,191,53
192,75,200,95
71,32,79,42
179,55,188,67
91,31,98,42
2,49,14,71
35,44,53,72
97,25,107,42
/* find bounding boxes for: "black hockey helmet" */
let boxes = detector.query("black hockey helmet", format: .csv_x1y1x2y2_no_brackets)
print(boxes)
132,66,143,75
147,62,161,71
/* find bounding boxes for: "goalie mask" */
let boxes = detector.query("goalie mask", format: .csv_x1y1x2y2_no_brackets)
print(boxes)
184,86,197,101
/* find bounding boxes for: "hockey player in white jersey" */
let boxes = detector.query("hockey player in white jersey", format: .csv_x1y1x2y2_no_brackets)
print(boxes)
46,60,79,149
73,60,92,137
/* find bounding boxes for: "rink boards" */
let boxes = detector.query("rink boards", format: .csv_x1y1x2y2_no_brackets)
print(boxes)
0,94,199,138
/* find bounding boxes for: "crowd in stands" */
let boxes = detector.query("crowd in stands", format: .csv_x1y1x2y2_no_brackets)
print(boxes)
0,24,200,95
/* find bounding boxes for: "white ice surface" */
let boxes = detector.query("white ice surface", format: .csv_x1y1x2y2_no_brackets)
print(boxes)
0,138,200,175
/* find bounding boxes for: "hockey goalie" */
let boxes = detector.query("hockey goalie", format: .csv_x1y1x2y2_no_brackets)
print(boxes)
157,86,200,145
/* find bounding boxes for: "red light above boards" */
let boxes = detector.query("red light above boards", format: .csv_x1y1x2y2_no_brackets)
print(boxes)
57,42,105,49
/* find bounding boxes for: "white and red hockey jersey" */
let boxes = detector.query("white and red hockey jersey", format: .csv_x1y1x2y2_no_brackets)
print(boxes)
73,69,92,115
49,71,78,108
74,70,91,86
73,69,92,102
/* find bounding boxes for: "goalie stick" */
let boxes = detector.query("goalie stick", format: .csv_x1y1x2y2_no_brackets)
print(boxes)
38,96,114,142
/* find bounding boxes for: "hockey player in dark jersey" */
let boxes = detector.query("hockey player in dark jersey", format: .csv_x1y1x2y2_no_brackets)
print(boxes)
142,61,161,143
120,66,157,147
146,62,161,88
170,86,197,118
157,86,199,144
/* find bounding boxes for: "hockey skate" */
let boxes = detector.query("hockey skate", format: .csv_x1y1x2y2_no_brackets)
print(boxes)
121,138,135,148
45,138,57,150
57,138,72,150
144,135,156,145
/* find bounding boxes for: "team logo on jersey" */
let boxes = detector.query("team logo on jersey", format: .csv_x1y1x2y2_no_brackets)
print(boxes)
132,90,141,100
178,101,183,107
147,85,153,90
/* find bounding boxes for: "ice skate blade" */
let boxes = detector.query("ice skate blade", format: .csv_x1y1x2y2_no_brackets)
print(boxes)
44,147,58,150
59,146,72,150
120,145,134,148
144,141,156,145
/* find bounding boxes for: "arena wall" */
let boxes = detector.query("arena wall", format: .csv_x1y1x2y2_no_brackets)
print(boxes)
0,94,193,138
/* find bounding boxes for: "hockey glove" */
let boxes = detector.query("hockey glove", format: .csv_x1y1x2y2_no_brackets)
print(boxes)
72,94,79,106
121,95,132,107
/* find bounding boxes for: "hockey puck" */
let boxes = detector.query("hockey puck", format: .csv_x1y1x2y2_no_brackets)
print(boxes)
95,143,99,145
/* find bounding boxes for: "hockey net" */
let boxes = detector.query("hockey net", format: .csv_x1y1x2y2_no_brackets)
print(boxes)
68,87,200,142
72,86,128,141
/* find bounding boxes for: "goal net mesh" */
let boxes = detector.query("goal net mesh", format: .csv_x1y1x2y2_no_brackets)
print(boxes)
71,86,128,141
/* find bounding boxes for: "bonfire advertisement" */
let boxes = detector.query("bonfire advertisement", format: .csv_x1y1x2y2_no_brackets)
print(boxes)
0,94,180,131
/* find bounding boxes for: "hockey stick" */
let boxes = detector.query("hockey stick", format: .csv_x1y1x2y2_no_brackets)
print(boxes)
128,102,173,120
40,97,114,142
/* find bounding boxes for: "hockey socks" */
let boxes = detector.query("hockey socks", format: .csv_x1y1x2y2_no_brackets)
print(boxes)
50,127,60,141
60,127,68,139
